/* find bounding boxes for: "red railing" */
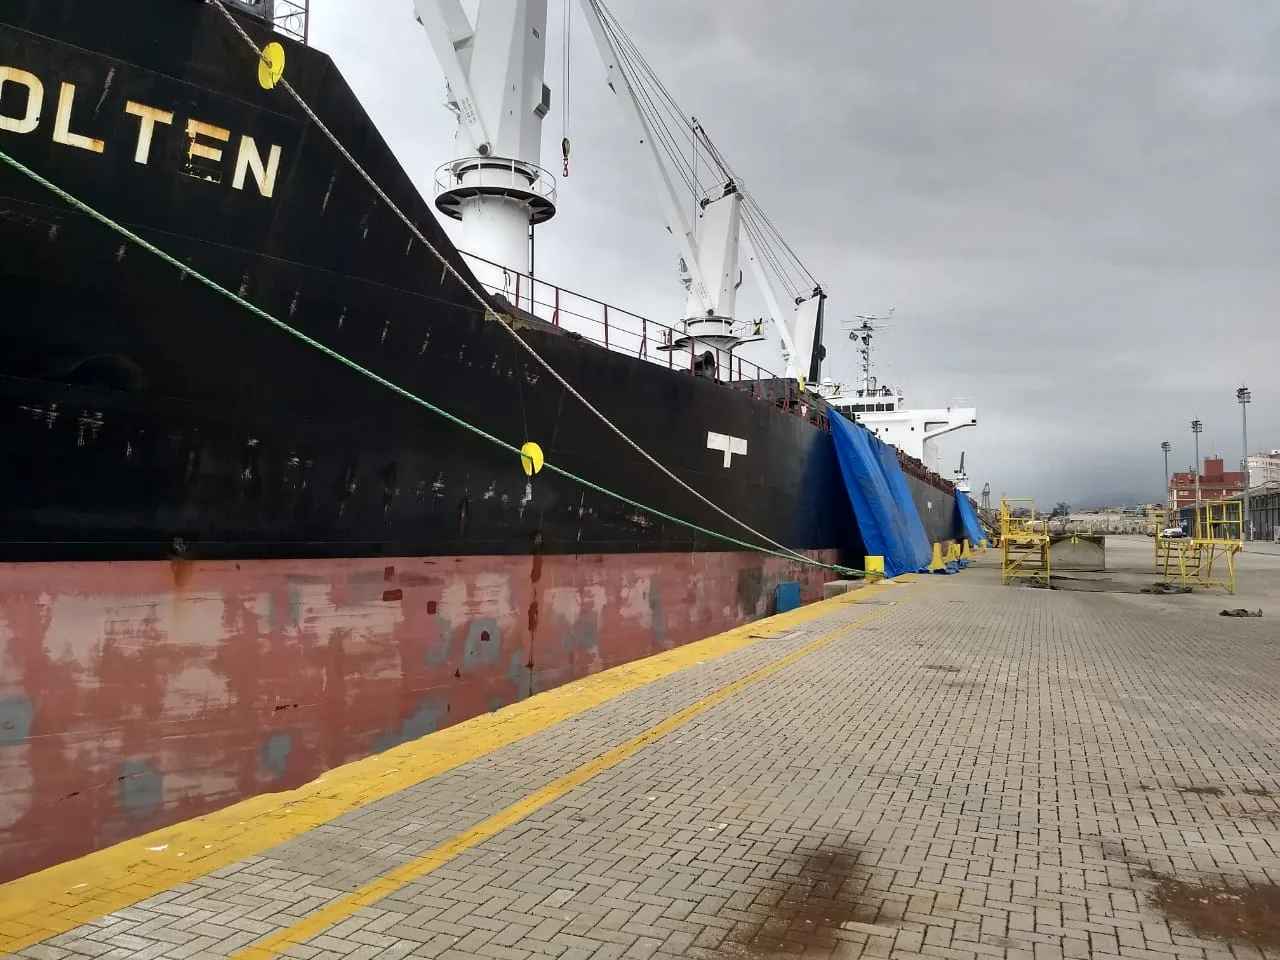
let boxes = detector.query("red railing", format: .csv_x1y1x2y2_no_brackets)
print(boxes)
464,254,966,491
896,448,957,496
462,252,830,431
464,254,964,491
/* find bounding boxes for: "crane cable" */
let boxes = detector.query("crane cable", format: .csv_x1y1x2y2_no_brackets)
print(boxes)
591,0,817,304
561,0,571,176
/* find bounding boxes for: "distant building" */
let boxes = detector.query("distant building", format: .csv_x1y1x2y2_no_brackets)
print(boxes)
1240,486,1280,542
1168,457,1245,512
1246,450,1280,487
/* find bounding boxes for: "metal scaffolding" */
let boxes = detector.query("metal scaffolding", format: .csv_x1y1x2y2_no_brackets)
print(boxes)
1155,499,1242,594
1000,497,1050,586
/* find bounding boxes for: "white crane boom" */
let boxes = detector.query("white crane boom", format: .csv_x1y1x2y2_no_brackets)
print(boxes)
413,0,490,155
413,0,557,275
741,230,804,382
576,0,716,316
577,0,817,383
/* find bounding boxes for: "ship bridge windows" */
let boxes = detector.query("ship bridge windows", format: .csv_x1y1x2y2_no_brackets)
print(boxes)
846,402,893,413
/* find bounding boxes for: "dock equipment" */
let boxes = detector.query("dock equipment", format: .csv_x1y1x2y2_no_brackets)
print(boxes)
1000,497,1050,585
1155,499,1242,594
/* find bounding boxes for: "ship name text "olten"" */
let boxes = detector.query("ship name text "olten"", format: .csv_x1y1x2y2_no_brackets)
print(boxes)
0,65,283,198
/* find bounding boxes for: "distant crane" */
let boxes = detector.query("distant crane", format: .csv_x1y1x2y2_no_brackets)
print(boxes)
980,483,991,509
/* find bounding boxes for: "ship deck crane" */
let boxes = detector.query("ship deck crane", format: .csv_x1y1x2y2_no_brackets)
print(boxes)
413,0,558,286
412,0,825,386
575,0,825,385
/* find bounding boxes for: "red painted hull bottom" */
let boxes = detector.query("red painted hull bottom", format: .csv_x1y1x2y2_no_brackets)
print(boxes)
0,549,836,881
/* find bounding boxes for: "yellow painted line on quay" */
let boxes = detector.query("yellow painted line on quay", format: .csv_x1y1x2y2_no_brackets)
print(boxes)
0,576,917,954
230,594,915,959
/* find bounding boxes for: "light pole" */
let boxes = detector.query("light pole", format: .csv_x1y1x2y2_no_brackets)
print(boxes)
1190,419,1203,511
1161,441,1171,515
1237,386,1251,542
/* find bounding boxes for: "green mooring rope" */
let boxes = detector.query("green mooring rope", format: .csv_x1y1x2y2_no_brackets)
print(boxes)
0,147,867,577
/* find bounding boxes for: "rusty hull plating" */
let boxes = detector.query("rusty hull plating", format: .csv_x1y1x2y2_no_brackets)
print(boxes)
0,549,835,880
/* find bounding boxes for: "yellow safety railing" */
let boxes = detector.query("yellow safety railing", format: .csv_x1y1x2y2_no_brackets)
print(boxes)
1000,496,1050,585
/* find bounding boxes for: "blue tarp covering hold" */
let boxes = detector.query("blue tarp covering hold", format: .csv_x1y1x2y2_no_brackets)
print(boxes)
830,412,933,577
955,493,988,548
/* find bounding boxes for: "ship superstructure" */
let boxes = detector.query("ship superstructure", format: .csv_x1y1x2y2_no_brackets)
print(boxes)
816,315,977,473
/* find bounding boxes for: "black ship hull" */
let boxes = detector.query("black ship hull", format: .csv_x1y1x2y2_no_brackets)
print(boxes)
0,0,961,879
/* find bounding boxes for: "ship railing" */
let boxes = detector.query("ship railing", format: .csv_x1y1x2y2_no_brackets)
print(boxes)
272,0,310,43
895,448,956,495
433,159,558,213
458,251,830,431
225,0,309,43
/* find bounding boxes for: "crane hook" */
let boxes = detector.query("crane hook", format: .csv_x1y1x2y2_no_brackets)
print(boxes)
562,137,571,177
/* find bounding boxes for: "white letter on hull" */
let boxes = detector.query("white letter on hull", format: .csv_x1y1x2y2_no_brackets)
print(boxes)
232,135,282,198
52,82,104,153
187,119,230,162
184,118,231,183
0,67,44,135
707,431,748,468
125,101,174,165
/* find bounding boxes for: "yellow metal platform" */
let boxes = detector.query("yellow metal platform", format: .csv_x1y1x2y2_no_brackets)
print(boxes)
1155,499,1243,594
999,496,1050,585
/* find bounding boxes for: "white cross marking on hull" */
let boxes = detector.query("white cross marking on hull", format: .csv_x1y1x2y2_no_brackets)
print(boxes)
707,431,748,467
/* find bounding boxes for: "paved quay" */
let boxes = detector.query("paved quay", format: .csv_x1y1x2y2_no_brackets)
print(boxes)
3,542,1280,960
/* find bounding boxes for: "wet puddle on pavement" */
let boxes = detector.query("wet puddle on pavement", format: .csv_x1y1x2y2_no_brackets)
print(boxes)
721,845,896,957
1145,871,1280,950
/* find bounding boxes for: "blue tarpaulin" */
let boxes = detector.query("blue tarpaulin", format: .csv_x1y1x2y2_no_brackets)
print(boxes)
955,494,988,548
830,412,932,577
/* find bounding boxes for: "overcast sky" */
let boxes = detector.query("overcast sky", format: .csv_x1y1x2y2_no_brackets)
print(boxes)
310,0,1279,506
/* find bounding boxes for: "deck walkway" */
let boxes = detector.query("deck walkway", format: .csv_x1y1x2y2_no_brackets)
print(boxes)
3,538,1280,960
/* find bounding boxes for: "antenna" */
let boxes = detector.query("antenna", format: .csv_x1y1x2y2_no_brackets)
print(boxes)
842,308,894,396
